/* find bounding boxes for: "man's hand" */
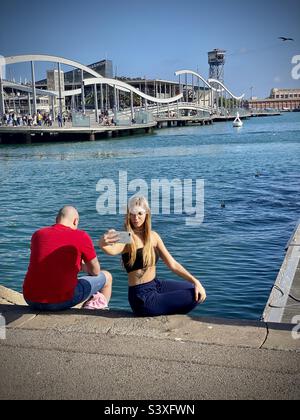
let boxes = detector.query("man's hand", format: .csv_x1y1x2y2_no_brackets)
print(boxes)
81,260,89,273
83,257,101,276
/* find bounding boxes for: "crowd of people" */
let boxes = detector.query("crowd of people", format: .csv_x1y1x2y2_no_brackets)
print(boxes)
0,112,73,127
1,109,141,128
1,112,52,127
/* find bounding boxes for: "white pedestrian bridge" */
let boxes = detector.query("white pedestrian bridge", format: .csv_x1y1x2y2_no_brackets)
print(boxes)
0,54,245,119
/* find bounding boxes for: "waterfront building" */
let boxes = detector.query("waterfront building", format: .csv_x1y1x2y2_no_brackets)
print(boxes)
47,69,65,113
1,90,50,115
248,88,300,111
36,59,113,89
34,60,113,111
64,59,113,84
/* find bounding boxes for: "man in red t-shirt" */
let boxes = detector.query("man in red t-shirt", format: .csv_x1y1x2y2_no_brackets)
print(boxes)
23,206,112,311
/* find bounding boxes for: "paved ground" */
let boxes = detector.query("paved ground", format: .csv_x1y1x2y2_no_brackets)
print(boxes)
0,286,299,400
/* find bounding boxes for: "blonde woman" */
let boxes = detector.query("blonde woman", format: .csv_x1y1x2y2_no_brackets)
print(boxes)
99,196,206,317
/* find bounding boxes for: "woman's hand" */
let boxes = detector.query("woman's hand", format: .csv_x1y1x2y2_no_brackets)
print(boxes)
99,230,128,256
194,281,206,304
100,230,120,247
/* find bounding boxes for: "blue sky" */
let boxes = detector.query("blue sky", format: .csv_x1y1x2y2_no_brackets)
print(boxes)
0,0,299,98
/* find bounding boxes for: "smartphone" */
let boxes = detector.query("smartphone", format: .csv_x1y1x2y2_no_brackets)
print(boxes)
115,231,132,244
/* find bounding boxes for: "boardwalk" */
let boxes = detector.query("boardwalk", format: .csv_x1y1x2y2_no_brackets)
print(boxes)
0,122,156,144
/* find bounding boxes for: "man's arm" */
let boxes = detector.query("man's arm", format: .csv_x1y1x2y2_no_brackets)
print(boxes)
81,257,101,276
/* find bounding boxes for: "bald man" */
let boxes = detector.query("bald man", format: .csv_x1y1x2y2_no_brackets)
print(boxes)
23,206,112,311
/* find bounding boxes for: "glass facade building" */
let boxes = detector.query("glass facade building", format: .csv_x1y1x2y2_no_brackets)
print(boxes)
64,60,113,84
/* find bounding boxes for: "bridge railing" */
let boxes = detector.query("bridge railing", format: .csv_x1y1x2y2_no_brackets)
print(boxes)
72,112,90,128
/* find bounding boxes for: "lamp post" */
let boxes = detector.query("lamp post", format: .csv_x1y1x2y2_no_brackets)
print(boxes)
144,76,148,110
31,61,37,115
17,92,21,114
0,74,5,118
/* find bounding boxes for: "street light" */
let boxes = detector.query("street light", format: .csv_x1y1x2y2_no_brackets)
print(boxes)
17,92,21,114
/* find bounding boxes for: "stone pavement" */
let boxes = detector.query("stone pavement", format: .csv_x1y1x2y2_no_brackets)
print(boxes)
0,286,299,400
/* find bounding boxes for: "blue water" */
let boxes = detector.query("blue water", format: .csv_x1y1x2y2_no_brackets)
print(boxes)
0,113,299,320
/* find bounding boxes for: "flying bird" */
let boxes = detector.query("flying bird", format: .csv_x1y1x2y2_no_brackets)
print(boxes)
278,37,294,42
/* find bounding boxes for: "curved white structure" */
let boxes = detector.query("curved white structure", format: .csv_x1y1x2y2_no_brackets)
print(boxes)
3,55,183,103
3,80,57,97
120,102,211,117
174,69,244,100
4,54,102,79
208,78,244,100
83,77,183,104
175,69,220,92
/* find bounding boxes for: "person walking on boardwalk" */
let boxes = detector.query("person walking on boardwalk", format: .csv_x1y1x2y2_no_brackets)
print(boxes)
23,206,112,311
99,196,206,317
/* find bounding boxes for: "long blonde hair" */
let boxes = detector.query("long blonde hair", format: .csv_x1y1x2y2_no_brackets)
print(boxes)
125,196,156,269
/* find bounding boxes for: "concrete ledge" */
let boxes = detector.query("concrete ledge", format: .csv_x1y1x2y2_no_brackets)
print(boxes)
0,285,27,306
1,285,298,352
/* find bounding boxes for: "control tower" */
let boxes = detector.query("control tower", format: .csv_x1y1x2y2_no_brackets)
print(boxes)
208,49,226,83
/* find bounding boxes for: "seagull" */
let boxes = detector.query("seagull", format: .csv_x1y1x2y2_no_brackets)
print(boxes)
278,37,294,42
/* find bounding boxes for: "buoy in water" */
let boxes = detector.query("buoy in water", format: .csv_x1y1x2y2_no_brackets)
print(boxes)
233,113,243,128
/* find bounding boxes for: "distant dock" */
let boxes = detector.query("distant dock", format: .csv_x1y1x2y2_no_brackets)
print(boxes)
250,111,282,118
156,111,281,127
0,122,157,144
0,111,282,145
156,115,213,128
213,111,281,122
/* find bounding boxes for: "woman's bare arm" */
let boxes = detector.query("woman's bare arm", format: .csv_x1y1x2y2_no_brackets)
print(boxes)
154,232,206,303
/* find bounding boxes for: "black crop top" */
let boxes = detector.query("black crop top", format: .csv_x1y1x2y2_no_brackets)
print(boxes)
122,247,160,273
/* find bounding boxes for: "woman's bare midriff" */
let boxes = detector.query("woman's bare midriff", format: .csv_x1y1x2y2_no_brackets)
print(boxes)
124,233,158,287
128,266,157,287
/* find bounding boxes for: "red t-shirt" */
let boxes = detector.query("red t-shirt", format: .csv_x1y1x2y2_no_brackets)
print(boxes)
23,224,97,304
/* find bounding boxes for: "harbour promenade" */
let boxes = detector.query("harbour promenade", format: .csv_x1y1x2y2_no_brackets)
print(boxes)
0,280,299,400
0,110,281,144
0,54,281,145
